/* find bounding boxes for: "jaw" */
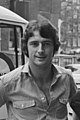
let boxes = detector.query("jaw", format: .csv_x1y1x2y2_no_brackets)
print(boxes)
29,54,53,69
34,58,52,69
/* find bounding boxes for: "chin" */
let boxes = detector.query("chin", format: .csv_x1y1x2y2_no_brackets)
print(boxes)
35,62,49,67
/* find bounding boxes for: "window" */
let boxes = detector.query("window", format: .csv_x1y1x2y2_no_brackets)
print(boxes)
78,35,80,46
67,38,71,47
78,23,80,32
73,36,78,47
9,27,21,50
61,2,67,10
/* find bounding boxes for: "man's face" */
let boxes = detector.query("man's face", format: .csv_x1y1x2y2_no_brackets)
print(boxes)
27,31,54,67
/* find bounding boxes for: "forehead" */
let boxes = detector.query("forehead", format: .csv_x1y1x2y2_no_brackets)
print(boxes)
29,30,52,42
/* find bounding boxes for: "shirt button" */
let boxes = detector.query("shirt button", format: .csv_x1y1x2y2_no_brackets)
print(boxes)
41,97,46,101
21,104,24,108
41,97,45,100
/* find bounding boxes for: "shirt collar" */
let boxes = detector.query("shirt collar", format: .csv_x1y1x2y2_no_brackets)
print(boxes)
22,62,62,73
21,62,30,74
21,62,62,81
51,63,71,86
50,64,62,85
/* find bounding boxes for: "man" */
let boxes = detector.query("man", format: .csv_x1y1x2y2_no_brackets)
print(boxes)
0,15,77,120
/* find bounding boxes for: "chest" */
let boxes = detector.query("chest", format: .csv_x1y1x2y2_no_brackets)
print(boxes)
8,72,70,105
8,82,68,120
35,79,52,101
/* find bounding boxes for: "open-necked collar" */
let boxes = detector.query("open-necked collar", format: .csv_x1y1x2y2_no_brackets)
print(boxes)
21,62,62,83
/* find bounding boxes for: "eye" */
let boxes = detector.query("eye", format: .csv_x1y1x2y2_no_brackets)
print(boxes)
30,41,39,47
43,42,53,47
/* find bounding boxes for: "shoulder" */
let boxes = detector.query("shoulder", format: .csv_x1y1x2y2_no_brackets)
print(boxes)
53,64,77,95
53,64,75,87
0,65,23,84
53,64,72,75
54,64,77,95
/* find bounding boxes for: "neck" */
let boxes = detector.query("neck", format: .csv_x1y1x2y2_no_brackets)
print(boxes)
29,61,52,82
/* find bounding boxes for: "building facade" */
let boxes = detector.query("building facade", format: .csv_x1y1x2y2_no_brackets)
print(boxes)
10,0,61,28
1,0,80,52
0,0,10,8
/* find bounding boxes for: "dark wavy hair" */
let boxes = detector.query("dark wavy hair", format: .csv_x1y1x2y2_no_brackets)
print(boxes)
22,19,60,57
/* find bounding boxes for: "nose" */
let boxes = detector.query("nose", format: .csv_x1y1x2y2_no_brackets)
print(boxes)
38,43,44,53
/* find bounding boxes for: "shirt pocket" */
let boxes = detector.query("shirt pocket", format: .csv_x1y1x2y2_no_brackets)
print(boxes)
55,98,68,119
13,100,36,109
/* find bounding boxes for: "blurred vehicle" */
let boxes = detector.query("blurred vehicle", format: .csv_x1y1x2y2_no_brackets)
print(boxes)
0,6,28,68
65,64,80,88
65,64,80,72
0,6,28,120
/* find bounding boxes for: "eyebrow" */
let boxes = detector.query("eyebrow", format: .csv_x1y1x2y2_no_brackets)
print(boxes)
30,40,53,43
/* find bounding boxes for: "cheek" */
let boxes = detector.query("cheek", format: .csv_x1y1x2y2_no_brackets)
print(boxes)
28,47,35,57
49,51,54,58
46,47,54,56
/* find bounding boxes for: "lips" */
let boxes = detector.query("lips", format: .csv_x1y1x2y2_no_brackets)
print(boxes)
35,56,46,59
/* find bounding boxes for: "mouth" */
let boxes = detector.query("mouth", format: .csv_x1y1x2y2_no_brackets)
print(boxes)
35,56,46,60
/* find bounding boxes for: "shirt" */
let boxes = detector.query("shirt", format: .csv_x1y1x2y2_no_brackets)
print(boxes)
0,62,77,120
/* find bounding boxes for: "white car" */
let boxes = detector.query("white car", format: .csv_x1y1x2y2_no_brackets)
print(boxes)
65,64,80,88
65,64,80,72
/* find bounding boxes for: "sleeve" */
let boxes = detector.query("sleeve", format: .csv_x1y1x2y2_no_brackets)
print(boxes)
0,66,23,107
69,74,77,100
70,90,80,119
0,79,6,107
